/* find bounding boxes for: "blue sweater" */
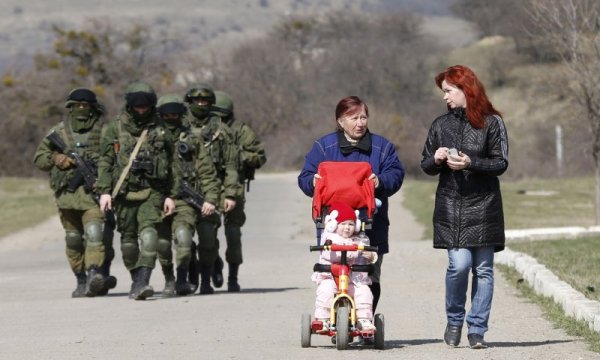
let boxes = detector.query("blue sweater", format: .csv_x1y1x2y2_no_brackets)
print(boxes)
298,131,405,254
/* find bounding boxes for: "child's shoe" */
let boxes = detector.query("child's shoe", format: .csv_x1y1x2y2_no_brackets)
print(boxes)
317,318,331,332
357,318,376,331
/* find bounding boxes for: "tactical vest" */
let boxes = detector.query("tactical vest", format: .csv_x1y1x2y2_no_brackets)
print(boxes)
112,114,171,195
49,118,101,193
190,116,227,177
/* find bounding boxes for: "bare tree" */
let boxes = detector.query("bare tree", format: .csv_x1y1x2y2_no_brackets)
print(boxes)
528,0,600,222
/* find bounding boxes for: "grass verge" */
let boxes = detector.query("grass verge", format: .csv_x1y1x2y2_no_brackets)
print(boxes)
402,176,595,240
509,238,600,302
0,177,56,239
498,264,600,353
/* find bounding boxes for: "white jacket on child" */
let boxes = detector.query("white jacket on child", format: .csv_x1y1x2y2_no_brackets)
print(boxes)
311,231,378,286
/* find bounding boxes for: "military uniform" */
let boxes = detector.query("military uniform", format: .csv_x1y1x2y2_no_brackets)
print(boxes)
97,81,177,300
33,88,112,298
213,91,267,292
155,94,221,297
183,84,241,295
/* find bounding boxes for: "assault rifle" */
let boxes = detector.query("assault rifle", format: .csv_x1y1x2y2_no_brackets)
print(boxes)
46,131,116,227
47,131,97,193
180,181,220,215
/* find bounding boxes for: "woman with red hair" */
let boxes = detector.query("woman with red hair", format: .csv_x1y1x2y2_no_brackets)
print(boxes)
421,65,508,349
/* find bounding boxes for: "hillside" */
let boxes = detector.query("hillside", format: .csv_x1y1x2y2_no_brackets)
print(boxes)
0,0,455,73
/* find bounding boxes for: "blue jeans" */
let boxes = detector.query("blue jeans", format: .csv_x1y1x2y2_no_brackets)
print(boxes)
446,247,494,336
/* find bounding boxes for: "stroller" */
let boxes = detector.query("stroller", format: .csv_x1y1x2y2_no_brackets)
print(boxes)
301,161,384,350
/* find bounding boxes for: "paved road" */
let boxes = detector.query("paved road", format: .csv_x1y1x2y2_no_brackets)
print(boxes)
0,172,598,359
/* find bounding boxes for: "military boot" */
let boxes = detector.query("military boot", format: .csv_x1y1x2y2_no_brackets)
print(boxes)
128,268,140,299
85,265,105,297
212,255,224,288
161,265,176,298
132,267,154,300
97,260,117,296
72,272,87,298
175,266,193,296
188,243,199,293
227,263,241,292
199,265,214,295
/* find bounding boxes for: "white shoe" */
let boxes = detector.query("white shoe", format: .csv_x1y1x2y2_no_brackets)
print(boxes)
357,318,375,331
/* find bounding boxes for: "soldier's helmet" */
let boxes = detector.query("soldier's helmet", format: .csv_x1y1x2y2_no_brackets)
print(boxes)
157,94,187,115
64,88,97,108
125,81,157,108
184,84,216,105
213,90,234,117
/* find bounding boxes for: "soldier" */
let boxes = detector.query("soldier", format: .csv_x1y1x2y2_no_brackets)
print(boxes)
212,91,266,292
33,88,116,297
183,84,241,294
155,94,221,297
97,81,177,300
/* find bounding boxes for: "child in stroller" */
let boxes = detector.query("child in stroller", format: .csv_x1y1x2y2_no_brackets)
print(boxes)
312,201,378,332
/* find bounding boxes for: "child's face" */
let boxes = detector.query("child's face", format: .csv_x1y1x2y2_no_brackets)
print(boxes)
336,220,356,238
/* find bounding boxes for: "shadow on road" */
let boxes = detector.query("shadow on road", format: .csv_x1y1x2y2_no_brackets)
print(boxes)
489,339,574,348
384,338,443,349
236,287,302,294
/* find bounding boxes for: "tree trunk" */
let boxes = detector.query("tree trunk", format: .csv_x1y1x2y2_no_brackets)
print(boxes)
596,163,600,225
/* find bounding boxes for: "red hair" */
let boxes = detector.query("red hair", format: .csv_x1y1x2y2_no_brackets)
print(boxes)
335,96,369,121
435,65,501,129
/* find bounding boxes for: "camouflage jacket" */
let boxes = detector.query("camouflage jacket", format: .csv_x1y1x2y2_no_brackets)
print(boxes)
33,117,103,210
164,123,221,206
96,109,177,199
226,117,267,193
184,112,241,200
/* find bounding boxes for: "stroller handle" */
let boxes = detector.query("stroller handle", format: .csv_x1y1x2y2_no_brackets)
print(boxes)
310,244,378,252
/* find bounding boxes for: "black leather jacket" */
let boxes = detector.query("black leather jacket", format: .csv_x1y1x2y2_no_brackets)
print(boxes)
420,108,509,252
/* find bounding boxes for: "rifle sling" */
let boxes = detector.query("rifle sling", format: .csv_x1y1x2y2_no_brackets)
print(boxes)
111,128,148,199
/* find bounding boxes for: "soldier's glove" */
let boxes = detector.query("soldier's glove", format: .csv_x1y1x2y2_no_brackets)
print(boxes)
51,152,75,170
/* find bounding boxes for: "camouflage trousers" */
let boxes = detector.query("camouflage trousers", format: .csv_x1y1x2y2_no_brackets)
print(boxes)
115,191,164,270
157,201,196,269
58,207,105,273
219,198,245,265
156,201,222,269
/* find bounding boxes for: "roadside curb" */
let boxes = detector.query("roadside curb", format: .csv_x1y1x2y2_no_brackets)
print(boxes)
505,226,600,242
496,245,600,333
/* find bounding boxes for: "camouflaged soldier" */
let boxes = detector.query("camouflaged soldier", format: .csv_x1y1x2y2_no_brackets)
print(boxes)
33,88,117,298
212,91,266,292
183,84,241,295
155,94,221,297
97,81,177,300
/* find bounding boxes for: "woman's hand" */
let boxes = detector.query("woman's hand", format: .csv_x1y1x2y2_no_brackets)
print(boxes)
446,151,471,171
313,173,322,187
434,147,449,165
368,173,379,188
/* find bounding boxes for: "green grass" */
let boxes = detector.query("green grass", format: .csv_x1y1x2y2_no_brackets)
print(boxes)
0,177,56,239
509,237,600,302
498,264,600,353
402,176,595,240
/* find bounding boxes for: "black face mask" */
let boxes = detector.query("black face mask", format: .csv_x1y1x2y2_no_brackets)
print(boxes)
130,107,153,124
189,104,211,119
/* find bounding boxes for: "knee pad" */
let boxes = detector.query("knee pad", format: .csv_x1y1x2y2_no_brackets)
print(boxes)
84,221,104,248
174,226,193,248
140,227,159,254
157,237,172,254
65,230,83,250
